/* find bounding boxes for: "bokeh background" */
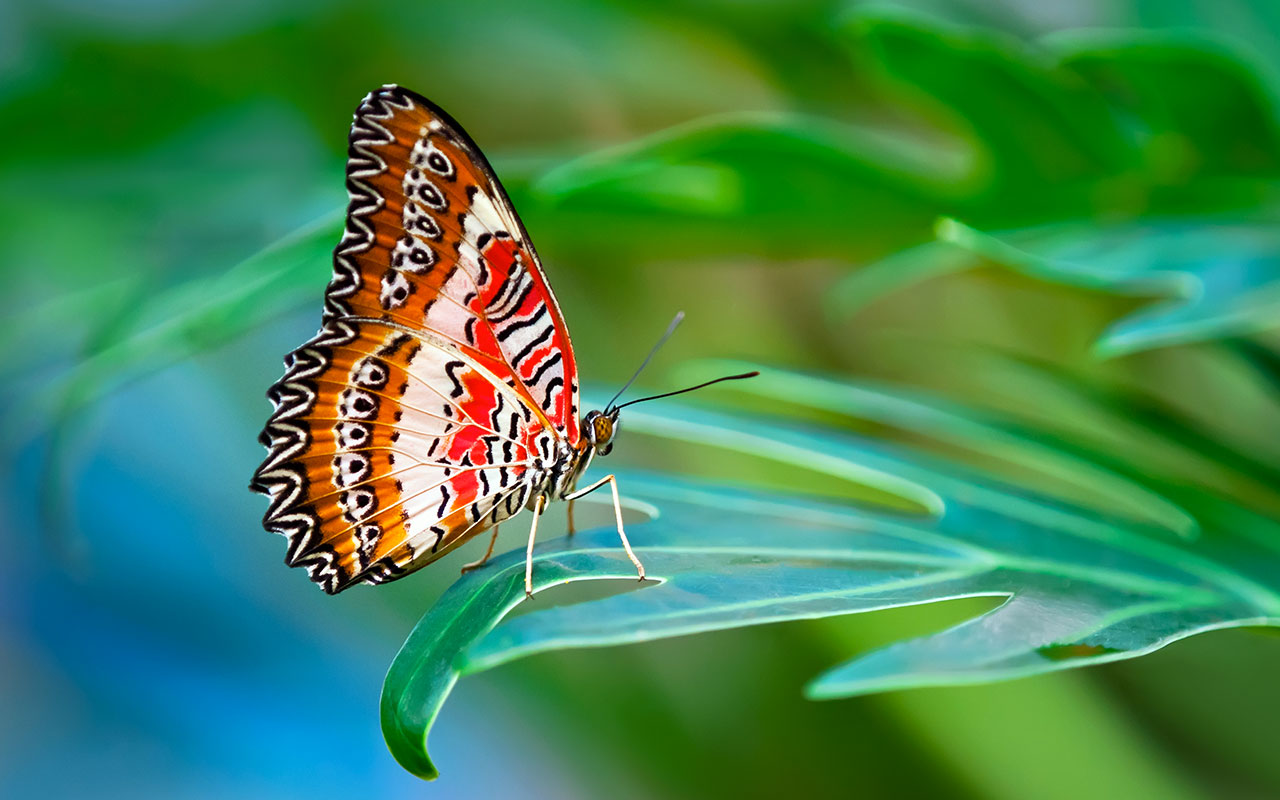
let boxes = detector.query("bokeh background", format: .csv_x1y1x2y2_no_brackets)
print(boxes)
4,0,1280,797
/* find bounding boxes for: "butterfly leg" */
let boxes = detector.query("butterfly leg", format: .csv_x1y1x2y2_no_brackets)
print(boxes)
524,495,547,598
460,524,500,573
564,474,646,582
566,499,576,537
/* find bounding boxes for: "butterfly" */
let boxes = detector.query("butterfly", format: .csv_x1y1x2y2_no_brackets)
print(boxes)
250,85,754,596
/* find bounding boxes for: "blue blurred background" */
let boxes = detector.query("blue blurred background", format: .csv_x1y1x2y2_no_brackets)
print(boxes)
5,0,1280,797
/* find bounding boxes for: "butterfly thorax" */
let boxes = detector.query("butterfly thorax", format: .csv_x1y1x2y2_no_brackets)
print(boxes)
526,408,617,507
527,437,586,505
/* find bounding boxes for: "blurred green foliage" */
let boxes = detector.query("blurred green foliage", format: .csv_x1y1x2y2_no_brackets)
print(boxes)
6,0,1280,798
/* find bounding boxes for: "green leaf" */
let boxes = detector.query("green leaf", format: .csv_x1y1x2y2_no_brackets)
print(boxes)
836,12,1280,220
696,361,1201,538
841,10,1137,199
937,216,1280,356
532,112,945,262
1055,31,1280,179
380,387,1280,779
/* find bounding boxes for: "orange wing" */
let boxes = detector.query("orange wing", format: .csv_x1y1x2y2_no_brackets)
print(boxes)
252,85,581,593
327,85,580,439
253,319,559,593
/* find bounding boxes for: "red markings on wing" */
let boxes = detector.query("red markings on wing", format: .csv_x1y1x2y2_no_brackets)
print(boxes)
254,85,585,593
330,86,580,441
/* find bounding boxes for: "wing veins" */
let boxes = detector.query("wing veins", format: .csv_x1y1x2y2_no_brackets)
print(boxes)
323,463,530,543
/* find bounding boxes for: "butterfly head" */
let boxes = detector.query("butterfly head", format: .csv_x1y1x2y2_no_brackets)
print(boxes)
583,408,621,456
585,311,759,461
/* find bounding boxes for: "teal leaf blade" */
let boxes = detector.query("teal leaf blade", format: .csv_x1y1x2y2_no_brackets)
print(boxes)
380,391,1280,779
808,588,1270,699
935,217,1280,356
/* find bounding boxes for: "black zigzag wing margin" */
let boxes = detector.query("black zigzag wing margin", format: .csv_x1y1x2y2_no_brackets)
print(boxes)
250,86,423,594
323,85,416,322
250,319,359,593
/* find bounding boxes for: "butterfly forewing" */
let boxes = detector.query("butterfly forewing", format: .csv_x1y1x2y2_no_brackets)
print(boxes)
328,85,579,437
253,85,579,593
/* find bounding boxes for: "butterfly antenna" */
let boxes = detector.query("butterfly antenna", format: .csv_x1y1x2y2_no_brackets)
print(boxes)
605,311,685,411
613,370,760,410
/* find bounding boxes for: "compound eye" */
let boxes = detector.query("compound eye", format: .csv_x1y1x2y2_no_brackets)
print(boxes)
594,416,613,445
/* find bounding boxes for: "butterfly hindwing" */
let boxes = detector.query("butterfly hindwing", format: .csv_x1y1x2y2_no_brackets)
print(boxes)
253,319,558,593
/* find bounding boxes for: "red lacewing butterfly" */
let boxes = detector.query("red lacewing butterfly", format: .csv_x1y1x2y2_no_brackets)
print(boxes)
250,85,755,596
